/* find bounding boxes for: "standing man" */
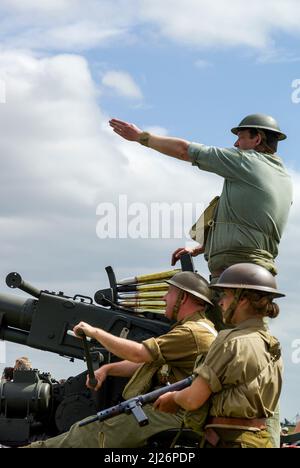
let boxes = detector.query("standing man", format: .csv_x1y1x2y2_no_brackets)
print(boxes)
26,272,217,448
109,114,293,282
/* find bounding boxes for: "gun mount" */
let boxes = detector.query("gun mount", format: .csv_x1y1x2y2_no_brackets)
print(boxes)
0,256,195,446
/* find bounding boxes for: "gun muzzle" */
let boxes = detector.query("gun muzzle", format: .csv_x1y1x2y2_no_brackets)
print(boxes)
6,272,41,299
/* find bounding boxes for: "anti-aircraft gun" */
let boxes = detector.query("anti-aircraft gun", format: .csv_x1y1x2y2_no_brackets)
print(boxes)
0,256,194,446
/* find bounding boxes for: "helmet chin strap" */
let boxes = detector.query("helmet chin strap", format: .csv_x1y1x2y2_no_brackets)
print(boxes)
223,289,244,325
171,290,184,322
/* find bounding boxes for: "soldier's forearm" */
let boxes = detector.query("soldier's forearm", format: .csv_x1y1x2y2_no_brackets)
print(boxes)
109,118,190,161
174,376,212,411
92,328,152,363
142,133,191,162
106,361,141,378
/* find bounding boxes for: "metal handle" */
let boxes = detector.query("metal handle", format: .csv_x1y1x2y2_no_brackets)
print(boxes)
67,330,97,389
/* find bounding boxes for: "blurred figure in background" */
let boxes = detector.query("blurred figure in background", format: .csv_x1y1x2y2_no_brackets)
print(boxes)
14,357,32,371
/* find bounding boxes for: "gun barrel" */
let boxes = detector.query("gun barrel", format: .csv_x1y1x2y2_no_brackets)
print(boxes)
6,272,41,299
1,327,29,346
0,293,35,332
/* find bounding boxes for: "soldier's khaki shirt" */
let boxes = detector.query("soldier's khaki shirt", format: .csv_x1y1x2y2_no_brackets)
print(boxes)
194,318,283,419
142,311,217,384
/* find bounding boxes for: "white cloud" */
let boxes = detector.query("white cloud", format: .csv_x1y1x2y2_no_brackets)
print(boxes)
140,0,300,49
1,0,300,52
40,22,126,51
102,70,143,100
276,170,300,295
0,48,218,290
0,1,134,51
1,0,74,13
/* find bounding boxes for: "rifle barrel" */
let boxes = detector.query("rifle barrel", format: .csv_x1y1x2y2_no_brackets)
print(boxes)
79,376,193,428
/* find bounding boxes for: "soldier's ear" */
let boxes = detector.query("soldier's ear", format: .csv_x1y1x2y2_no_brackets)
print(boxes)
254,132,262,147
238,296,249,307
181,292,189,304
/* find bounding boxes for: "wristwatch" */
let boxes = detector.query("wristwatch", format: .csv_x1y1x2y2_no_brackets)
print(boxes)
139,132,151,147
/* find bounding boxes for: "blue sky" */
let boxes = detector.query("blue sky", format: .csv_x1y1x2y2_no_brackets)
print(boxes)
98,44,299,159
0,0,299,422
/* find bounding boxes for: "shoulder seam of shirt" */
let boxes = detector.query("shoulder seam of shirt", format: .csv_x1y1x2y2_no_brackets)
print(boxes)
225,333,265,345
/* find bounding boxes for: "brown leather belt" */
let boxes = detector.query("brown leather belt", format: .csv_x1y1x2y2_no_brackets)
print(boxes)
206,417,267,431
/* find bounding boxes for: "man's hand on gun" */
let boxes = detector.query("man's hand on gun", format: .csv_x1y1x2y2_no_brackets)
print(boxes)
171,245,205,266
73,322,97,340
86,366,108,392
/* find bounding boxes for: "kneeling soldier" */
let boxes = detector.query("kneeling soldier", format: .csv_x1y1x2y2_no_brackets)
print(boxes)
154,263,284,449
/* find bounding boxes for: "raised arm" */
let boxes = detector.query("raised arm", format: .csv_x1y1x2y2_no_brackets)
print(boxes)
109,118,191,162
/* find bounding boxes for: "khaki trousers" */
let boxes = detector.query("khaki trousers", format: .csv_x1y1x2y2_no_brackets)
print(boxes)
26,404,184,449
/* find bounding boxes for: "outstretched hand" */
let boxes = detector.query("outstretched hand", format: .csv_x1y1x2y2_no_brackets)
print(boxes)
109,118,142,142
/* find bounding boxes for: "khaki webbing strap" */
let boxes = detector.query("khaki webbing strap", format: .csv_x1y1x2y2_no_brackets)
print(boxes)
197,321,218,337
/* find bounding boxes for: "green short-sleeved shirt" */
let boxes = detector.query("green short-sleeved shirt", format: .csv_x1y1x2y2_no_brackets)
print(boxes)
188,144,293,274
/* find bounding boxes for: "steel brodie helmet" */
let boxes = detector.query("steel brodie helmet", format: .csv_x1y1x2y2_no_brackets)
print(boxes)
210,263,285,298
167,272,213,305
231,114,287,141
